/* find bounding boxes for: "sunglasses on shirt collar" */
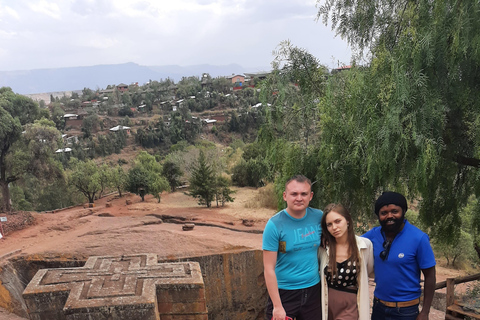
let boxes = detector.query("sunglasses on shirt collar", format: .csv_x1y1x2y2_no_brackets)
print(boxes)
380,240,392,261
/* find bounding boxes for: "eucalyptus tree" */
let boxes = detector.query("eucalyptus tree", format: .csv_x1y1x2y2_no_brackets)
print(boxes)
0,106,22,211
0,88,56,212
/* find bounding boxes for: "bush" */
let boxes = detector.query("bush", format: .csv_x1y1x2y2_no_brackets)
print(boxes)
245,183,278,210
232,158,269,187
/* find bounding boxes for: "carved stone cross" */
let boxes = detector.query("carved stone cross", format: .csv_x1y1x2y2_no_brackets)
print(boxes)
23,254,207,320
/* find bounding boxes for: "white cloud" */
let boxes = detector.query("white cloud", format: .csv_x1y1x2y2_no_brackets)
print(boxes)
0,0,352,71
28,0,61,19
2,5,20,20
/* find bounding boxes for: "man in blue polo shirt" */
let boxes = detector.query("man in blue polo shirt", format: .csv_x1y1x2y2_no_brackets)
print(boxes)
262,175,323,320
364,191,436,320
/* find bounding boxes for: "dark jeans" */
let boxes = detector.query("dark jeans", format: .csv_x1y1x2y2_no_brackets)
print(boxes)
265,282,321,320
371,299,419,320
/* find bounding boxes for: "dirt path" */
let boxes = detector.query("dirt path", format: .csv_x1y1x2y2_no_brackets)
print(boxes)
0,188,273,260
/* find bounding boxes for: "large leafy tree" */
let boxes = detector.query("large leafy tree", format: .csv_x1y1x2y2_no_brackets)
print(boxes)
315,0,480,240
0,106,22,211
0,88,52,212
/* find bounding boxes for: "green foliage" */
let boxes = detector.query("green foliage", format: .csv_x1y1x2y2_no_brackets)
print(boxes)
12,175,78,212
110,165,128,197
242,142,267,161
0,88,47,211
0,87,41,125
95,131,127,156
135,121,167,148
67,159,101,204
315,0,480,242
232,158,269,188
81,114,101,138
127,152,169,202
162,160,183,192
188,150,216,207
211,77,231,94
214,175,235,207
82,87,95,101
20,119,63,181
168,110,200,144
259,41,328,149
176,76,202,99
432,196,479,266
50,104,65,130
244,183,278,210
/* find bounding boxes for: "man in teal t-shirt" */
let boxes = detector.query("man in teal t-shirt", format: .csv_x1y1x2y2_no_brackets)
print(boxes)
263,175,323,320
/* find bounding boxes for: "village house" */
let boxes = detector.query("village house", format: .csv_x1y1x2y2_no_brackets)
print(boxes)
227,74,245,86
109,125,131,135
116,83,128,93
202,118,217,129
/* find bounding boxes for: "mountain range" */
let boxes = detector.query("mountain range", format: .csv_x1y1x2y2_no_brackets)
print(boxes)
0,62,270,95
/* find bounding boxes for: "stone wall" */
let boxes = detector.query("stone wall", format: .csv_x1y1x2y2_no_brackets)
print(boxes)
172,249,267,320
0,250,267,320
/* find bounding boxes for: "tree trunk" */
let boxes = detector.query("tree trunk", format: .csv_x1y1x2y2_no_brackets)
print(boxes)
0,179,11,212
474,243,480,261
117,188,123,198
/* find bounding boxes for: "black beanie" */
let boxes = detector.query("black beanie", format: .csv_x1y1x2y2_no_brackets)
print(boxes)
374,191,408,216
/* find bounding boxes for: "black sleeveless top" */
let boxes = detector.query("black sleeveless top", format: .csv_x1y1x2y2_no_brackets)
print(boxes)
324,259,358,293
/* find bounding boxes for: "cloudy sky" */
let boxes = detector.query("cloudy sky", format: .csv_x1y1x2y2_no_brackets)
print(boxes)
0,0,352,72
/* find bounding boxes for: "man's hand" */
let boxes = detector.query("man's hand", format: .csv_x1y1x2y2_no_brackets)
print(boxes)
271,306,287,320
417,266,435,320
416,310,429,320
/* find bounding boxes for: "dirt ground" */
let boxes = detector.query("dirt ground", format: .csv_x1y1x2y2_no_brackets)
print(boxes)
0,187,472,319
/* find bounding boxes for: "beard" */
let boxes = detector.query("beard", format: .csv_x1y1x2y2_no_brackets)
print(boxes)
380,215,405,234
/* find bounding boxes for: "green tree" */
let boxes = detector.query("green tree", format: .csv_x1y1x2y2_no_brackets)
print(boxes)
260,41,328,149
162,159,183,192
127,152,169,202
51,104,65,130
0,87,40,125
82,87,95,101
21,118,63,181
81,114,101,138
232,158,269,188
110,165,128,197
68,159,101,204
315,0,480,242
176,76,201,99
0,88,48,211
212,77,232,94
214,176,235,207
188,150,216,207
0,107,22,211
97,163,112,199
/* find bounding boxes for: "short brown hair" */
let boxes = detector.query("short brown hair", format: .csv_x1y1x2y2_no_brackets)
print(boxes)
285,175,312,189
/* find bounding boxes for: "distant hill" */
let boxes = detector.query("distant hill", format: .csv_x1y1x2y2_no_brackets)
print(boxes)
0,62,269,95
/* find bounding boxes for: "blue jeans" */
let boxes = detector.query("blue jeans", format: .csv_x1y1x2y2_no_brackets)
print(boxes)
371,299,419,320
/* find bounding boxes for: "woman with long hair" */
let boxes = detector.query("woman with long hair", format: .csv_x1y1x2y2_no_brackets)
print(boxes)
318,203,374,320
